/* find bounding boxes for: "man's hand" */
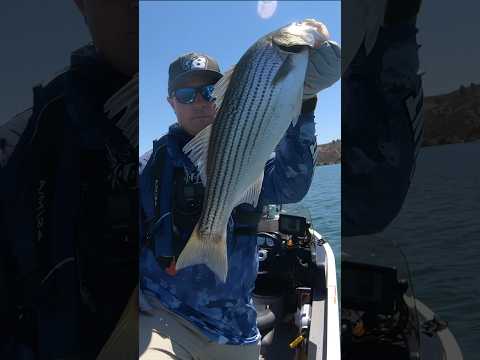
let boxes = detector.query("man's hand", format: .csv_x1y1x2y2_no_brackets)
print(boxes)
384,0,422,26
301,96,317,114
303,37,341,101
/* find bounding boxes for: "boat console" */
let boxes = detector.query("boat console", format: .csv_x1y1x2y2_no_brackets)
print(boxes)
341,237,463,360
341,261,412,360
253,208,340,360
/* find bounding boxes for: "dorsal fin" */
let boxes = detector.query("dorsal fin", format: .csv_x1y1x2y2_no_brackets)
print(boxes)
212,66,235,110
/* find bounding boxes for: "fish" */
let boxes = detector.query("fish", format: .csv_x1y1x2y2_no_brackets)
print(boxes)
175,19,329,282
341,0,387,73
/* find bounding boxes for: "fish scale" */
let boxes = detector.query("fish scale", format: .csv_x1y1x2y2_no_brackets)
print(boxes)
176,19,325,282
204,44,277,231
220,47,278,190
209,48,277,230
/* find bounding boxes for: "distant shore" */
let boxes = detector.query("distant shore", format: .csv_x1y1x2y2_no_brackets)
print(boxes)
423,83,480,146
314,83,480,165
314,140,340,166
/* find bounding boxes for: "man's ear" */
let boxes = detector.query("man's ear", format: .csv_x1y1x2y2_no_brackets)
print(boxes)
73,0,86,14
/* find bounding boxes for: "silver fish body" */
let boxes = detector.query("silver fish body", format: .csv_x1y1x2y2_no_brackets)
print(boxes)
176,20,327,282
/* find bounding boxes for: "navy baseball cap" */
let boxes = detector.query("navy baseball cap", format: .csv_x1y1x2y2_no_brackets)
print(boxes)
168,52,223,95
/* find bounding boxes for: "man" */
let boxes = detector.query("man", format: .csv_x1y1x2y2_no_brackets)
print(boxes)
0,1,139,358
138,38,341,360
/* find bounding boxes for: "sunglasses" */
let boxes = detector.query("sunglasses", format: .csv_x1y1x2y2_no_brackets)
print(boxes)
172,85,216,104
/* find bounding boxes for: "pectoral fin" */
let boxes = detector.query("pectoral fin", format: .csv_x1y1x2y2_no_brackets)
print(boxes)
182,125,212,185
233,172,265,208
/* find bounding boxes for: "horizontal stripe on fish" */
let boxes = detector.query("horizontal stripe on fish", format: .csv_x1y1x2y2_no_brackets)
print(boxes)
212,48,279,222
204,44,277,233
202,48,264,232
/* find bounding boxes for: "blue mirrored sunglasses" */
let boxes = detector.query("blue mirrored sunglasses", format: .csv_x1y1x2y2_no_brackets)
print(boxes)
173,85,216,104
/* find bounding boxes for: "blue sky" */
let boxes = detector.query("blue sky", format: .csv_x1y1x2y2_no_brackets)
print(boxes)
140,1,341,154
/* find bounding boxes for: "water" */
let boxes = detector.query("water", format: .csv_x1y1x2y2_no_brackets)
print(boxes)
299,163,341,276
299,144,479,358
382,143,480,359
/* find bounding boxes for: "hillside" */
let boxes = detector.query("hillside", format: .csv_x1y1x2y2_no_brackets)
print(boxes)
314,139,341,166
423,83,480,146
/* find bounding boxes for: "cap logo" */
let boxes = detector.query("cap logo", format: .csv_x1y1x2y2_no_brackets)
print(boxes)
183,55,208,71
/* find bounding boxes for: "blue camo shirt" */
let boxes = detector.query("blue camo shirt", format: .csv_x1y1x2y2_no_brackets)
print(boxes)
139,112,316,345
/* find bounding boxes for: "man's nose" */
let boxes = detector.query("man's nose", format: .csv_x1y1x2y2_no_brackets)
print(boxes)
194,92,209,105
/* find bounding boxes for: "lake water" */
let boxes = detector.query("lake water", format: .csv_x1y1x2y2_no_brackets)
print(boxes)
382,142,480,359
299,163,341,275
300,143,479,359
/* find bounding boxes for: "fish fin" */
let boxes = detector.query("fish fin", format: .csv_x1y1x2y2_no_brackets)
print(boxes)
175,224,229,283
287,89,303,128
365,0,387,55
313,144,320,164
272,55,293,86
233,172,265,208
291,112,300,128
212,66,235,110
182,125,212,185
290,64,307,128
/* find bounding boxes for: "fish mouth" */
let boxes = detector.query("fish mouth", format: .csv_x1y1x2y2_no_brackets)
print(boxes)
272,19,330,49
277,44,308,54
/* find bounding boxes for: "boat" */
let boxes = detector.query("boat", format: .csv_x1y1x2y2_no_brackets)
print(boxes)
341,235,463,360
252,204,341,360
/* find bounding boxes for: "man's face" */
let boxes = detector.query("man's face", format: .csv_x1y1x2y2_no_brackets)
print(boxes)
74,0,138,77
168,76,217,136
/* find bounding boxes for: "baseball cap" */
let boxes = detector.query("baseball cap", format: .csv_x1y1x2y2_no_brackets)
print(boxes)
168,53,223,95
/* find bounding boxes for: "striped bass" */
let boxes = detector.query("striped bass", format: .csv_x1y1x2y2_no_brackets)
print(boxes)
175,19,329,282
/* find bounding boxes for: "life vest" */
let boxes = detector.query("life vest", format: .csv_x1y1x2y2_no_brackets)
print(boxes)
141,135,262,275
0,58,138,359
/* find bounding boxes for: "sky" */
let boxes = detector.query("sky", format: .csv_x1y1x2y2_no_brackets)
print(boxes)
139,1,341,154
0,0,90,125
1,1,479,131
416,0,480,96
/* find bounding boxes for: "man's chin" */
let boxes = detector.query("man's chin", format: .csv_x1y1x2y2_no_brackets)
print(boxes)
192,116,214,126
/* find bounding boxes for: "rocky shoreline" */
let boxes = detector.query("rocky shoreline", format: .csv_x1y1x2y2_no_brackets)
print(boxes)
423,83,480,146
314,139,340,166
314,83,480,166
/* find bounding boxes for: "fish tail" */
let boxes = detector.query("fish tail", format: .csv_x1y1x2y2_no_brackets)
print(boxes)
175,223,229,283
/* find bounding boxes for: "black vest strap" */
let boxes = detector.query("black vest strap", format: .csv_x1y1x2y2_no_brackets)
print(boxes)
145,142,173,270
152,142,166,219
30,91,67,284
147,142,205,268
